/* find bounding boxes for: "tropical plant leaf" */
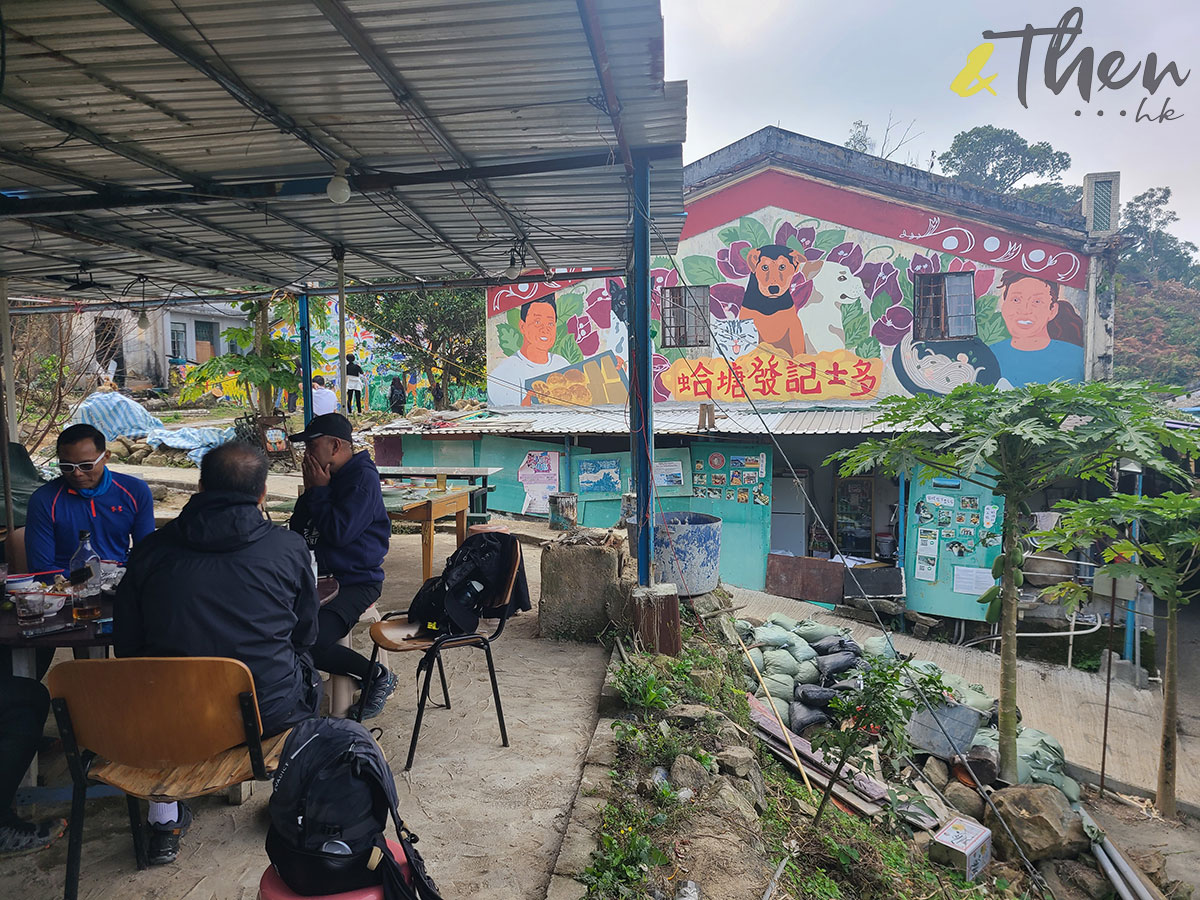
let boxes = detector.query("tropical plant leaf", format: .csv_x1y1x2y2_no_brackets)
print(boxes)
814,229,846,253
496,323,523,356
975,293,1009,344
718,226,741,246
506,307,521,329
738,216,771,249
682,255,725,287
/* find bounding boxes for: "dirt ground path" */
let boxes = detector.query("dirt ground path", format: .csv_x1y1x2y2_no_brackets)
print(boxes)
1,532,608,900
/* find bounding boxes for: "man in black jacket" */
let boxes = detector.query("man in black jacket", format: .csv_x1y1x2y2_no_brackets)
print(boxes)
288,413,395,718
114,442,321,865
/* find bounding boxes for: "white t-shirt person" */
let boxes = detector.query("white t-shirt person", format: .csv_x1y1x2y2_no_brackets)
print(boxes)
310,377,339,415
487,297,567,406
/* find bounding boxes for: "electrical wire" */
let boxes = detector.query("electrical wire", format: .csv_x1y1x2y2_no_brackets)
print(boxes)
631,190,1052,894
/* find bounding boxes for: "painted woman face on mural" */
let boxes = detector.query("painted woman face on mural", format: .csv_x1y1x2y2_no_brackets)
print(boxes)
519,299,558,363
1000,276,1057,350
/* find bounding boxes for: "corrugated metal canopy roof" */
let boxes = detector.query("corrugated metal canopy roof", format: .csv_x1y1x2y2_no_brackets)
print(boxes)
0,0,685,299
369,406,896,437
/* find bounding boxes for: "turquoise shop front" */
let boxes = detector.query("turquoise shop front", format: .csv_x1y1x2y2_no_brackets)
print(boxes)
394,434,773,590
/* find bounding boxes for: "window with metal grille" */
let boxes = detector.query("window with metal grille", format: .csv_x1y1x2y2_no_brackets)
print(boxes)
170,323,187,359
914,272,976,340
660,285,710,348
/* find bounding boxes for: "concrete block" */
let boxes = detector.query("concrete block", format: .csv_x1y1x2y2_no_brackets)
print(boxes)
539,544,622,641
553,820,598,877
545,875,588,900
1099,650,1150,690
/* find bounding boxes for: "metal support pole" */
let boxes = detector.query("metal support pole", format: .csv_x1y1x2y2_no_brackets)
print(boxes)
335,247,347,412
1124,472,1144,661
0,277,17,442
896,470,906,564
299,294,314,425
631,152,653,587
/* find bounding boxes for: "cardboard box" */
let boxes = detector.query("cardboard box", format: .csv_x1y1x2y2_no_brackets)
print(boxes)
930,817,992,881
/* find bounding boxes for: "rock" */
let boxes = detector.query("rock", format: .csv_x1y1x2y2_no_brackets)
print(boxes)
988,862,1028,896
716,617,740,646
664,704,711,727
985,784,1090,862
731,764,767,813
914,623,932,639
708,776,759,833
922,756,950,790
944,782,986,820
674,882,701,900
128,449,150,465
1055,859,1114,900
716,746,755,779
1124,848,1169,892
149,483,169,501
691,592,728,617
669,754,711,796
905,610,941,627
143,398,168,411
688,668,722,698
143,452,168,466
912,831,932,853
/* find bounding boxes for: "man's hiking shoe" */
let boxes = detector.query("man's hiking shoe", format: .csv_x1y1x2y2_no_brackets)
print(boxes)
147,802,193,866
361,667,397,719
0,817,66,855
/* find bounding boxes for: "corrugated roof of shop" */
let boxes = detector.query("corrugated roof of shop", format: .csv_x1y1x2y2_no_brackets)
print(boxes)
0,0,685,298
371,406,894,436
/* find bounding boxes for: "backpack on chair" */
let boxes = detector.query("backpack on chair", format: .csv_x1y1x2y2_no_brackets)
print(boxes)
266,717,443,900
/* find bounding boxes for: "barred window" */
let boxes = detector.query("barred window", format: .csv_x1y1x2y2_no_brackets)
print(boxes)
660,285,710,348
914,272,976,340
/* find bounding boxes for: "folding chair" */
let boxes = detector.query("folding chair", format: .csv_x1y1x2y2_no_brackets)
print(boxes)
47,657,290,900
355,541,522,770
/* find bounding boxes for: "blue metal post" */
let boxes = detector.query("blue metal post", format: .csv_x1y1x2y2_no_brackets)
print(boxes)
631,152,654,586
1125,471,1144,660
897,471,906,564
299,293,313,425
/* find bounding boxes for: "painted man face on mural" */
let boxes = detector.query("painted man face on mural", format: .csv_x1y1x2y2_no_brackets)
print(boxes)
519,299,558,364
1000,276,1057,350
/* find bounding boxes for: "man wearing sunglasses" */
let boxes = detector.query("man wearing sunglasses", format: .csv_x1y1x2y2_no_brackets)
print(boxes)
25,424,155,574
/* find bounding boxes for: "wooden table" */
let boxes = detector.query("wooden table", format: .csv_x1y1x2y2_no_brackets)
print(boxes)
269,487,473,581
376,466,502,516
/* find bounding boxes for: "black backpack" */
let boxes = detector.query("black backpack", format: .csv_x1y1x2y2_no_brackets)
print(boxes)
408,533,517,636
266,717,442,900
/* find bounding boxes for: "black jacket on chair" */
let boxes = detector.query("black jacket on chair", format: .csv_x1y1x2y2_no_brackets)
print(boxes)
440,532,531,634
114,491,322,735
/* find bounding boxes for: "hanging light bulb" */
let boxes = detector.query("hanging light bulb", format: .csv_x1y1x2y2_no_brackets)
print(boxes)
503,248,520,280
137,310,150,330
326,160,352,204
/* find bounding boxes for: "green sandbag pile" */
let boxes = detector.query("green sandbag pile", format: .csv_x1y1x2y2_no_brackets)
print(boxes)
939,672,995,713
969,726,1081,802
862,635,897,659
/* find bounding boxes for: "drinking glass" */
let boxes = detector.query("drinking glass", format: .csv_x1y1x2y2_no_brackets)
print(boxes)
15,590,46,627
72,588,102,621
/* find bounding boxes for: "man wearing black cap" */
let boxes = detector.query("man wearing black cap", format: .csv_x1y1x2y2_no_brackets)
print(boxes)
288,413,396,717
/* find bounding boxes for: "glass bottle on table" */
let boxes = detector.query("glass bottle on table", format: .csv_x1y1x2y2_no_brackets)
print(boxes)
70,530,103,621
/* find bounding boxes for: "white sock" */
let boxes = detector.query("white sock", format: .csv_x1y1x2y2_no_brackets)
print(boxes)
148,801,178,825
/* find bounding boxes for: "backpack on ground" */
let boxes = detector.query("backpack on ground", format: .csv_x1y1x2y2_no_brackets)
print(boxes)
266,717,442,900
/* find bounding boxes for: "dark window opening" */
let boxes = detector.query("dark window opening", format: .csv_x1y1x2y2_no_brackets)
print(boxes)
914,272,976,340
660,285,709,348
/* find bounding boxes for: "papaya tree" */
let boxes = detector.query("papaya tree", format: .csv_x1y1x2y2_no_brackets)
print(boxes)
831,381,1194,785
1037,492,1200,817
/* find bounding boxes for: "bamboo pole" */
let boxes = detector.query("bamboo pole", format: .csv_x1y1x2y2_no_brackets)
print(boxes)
735,631,814,796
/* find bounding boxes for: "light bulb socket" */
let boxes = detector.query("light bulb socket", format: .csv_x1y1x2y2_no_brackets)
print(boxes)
137,311,150,330
327,160,352,204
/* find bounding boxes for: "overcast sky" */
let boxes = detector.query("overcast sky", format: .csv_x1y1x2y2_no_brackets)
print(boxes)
662,0,1199,246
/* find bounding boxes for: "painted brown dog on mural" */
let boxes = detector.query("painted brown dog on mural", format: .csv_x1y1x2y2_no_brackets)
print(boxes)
739,244,807,358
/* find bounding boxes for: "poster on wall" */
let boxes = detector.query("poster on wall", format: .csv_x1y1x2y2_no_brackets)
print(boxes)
915,527,939,582
653,459,684,487
578,458,621,494
953,566,996,596
518,450,560,515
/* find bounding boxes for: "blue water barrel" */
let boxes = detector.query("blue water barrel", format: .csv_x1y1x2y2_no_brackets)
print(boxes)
626,512,723,596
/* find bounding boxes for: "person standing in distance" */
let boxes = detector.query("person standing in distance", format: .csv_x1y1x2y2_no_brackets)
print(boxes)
345,354,365,415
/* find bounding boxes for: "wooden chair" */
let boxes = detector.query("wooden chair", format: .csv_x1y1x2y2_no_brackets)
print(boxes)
355,541,522,770
47,657,290,900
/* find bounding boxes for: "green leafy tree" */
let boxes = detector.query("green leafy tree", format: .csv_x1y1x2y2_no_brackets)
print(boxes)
1037,492,1200,818
938,126,1071,194
1120,187,1200,288
348,283,484,410
831,381,1195,784
184,294,327,414
1011,181,1083,214
1113,281,1200,386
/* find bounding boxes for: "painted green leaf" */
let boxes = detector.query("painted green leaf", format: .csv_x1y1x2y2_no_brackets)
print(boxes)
976,294,1009,345
814,229,846,253
842,302,874,357
718,226,741,246
496,323,523,356
738,216,771,249
554,334,583,365
871,293,891,321
682,255,725,287
785,235,806,254
557,291,584,322
506,307,521,329
651,256,674,270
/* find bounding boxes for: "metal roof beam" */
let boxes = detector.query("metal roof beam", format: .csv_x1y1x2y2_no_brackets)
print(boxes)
312,0,551,271
0,145,112,194
0,95,203,187
576,0,636,175
375,191,484,275
22,217,282,286
94,0,341,166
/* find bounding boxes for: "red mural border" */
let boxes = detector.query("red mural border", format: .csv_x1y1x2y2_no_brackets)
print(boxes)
681,169,1088,290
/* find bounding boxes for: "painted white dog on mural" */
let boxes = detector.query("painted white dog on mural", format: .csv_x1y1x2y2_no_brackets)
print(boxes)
798,259,871,354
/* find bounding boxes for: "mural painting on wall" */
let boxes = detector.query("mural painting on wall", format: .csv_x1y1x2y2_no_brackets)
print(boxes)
484,209,1087,407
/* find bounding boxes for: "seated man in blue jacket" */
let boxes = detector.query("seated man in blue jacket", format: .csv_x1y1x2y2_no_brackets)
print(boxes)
288,413,395,718
25,423,155,573
115,442,321,865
